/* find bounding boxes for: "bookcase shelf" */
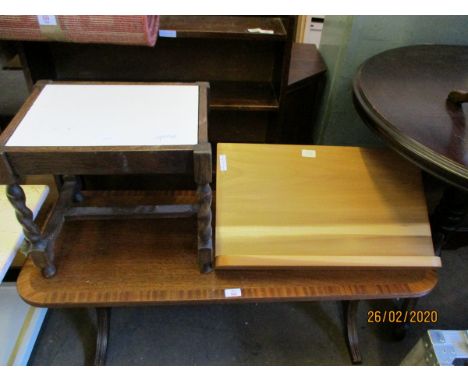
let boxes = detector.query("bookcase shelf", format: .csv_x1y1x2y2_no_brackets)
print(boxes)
159,16,287,40
210,81,279,111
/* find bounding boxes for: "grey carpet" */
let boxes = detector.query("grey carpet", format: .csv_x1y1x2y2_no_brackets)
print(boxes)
28,246,468,366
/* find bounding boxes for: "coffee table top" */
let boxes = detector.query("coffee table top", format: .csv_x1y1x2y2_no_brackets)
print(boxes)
17,191,437,307
6,83,199,147
215,144,439,269
353,45,468,190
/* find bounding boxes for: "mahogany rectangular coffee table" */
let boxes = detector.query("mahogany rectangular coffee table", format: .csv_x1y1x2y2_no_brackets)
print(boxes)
17,190,438,365
0,81,213,277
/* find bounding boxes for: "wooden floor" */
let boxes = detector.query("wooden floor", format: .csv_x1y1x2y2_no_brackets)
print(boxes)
17,191,437,308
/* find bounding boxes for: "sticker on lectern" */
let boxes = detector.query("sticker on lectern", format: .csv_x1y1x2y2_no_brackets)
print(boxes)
220,154,228,172
301,149,316,158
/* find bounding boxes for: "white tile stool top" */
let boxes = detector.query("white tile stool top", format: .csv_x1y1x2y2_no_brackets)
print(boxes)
6,84,199,147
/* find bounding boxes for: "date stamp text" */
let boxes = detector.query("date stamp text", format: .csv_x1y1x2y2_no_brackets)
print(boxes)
368,310,438,323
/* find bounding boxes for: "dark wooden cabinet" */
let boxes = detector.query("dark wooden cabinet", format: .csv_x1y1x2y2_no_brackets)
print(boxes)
282,43,326,143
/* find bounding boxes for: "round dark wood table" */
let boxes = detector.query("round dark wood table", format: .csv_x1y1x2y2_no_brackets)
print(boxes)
353,44,468,254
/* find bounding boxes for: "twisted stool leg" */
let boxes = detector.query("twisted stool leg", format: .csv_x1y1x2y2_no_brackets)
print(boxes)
193,143,213,273
6,183,55,278
197,183,213,273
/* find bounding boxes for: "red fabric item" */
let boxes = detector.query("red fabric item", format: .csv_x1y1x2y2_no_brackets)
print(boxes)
0,16,159,47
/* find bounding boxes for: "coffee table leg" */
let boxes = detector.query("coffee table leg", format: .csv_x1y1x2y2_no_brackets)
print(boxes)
94,307,111,366
392,298,418,340
6,183,56,278
430,185,468,255
343,300,362,364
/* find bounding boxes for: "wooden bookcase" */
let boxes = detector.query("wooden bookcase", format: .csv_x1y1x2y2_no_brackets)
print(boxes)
16,16,326,188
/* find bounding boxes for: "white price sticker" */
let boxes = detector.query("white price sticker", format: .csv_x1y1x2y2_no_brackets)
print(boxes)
37,15,57,26
224,288,242,298
301,149,316,158
220,154,227,172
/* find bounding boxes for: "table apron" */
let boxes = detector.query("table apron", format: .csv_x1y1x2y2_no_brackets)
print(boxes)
4,150,195,176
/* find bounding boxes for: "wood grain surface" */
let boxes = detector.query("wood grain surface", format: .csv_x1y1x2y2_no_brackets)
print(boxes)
287,43,326,88
17,191,437,307
158,16,287,40
353,45,468,190
215,144,439,269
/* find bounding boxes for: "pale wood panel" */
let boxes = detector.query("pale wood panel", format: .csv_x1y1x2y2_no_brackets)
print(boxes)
0,185,49,282
0,283,47,365
295,16,307,43
215,144,439,269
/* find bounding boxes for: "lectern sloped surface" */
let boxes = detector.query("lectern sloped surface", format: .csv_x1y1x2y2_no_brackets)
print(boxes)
215,144,440,269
